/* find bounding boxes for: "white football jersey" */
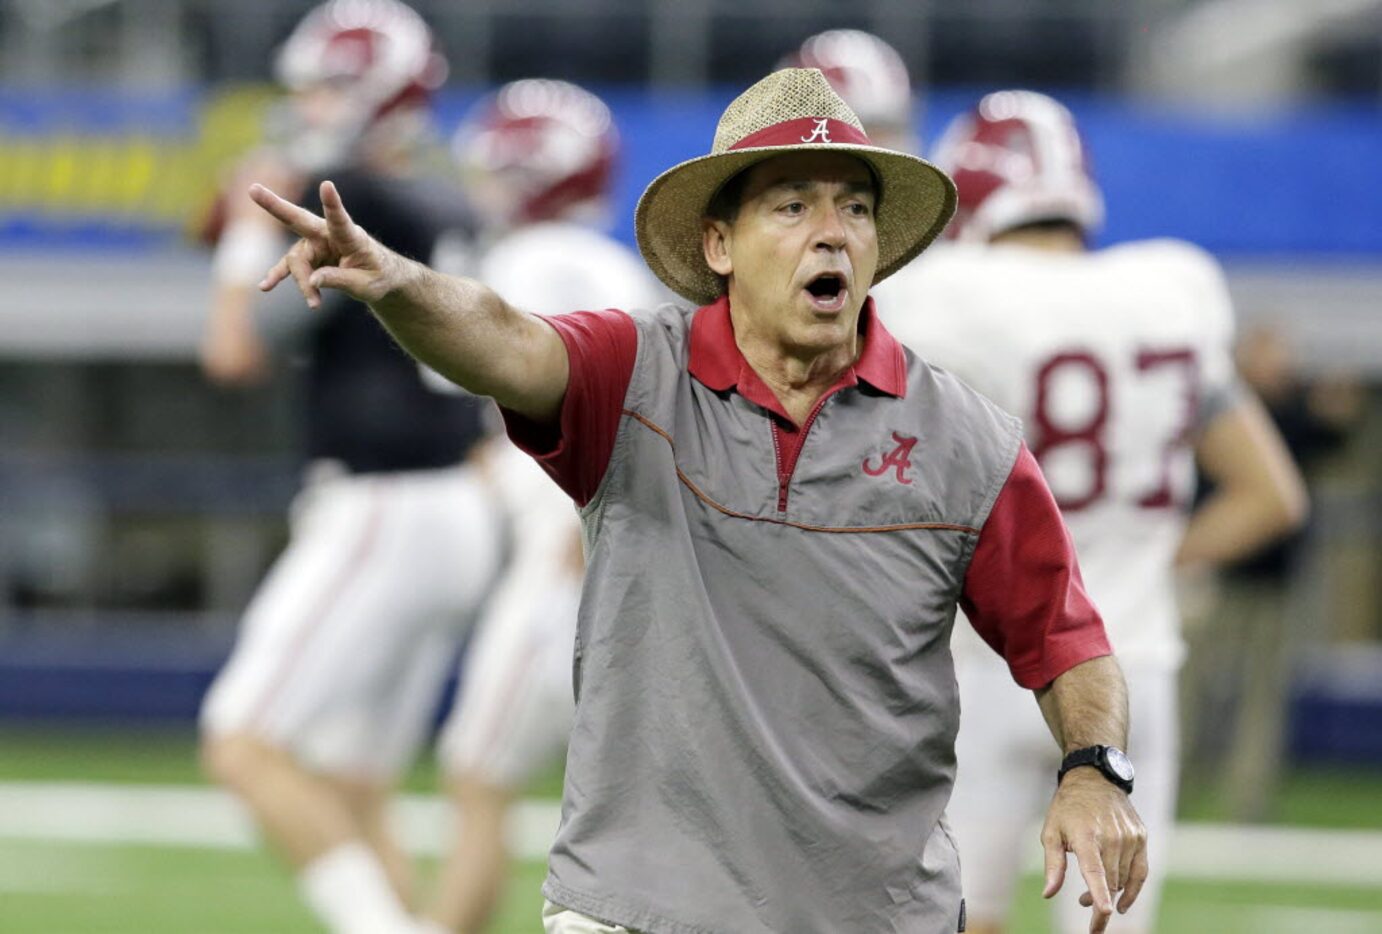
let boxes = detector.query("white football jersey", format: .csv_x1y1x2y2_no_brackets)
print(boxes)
479,221,664,318
426,222,662,393
479,221,662,523
874,239,1237,668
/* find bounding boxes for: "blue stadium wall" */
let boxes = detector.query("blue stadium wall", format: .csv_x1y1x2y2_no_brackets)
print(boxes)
0,85,1380,256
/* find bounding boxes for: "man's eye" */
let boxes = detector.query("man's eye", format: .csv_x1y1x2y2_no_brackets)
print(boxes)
846,202,872,217
781,202,805,215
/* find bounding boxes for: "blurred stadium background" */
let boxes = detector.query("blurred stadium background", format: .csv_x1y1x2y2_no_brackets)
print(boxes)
1,1,1381,931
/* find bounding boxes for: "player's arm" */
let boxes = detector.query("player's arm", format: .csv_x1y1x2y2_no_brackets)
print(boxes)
201,158,301,386
202,277,270,386
253,180,569,423
1176,392,1308,569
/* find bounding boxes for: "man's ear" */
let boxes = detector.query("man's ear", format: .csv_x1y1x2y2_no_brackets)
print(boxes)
702,218,733,277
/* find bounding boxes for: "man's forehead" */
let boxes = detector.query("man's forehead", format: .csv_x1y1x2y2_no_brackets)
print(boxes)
743,152,876,194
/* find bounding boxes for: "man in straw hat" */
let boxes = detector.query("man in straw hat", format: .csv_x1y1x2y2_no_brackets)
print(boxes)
246,68,1147,934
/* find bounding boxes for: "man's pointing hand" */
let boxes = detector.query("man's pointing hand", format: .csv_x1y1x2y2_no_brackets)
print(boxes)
252,180,409,309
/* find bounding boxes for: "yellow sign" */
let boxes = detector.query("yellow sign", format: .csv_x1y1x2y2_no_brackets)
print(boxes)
0,85,278,237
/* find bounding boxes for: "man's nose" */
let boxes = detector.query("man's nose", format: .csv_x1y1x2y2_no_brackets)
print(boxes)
813,205,847,251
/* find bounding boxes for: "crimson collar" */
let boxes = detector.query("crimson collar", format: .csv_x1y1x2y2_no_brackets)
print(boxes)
688,294,908,423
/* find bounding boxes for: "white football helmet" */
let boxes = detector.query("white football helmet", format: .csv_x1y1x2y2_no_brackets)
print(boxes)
785,29,916,152
453,79,618,227
931,89,1104,242
273,0,447,171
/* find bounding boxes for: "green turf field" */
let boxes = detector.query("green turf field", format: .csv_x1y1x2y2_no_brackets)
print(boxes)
3,725,1382,933
4,724,1380,828
0,840,547,934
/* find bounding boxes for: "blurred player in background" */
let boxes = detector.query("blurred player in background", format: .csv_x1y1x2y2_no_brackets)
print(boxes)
874,90,1309,933
424,78,661,934
197,3,498,933
781,28,919,155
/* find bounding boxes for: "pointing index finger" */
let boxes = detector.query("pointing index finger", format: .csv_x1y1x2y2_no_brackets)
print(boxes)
249,184,326,240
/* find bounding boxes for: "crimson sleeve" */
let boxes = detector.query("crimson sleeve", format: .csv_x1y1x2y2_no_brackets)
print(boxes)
500,308,638,507
960,443,1113,689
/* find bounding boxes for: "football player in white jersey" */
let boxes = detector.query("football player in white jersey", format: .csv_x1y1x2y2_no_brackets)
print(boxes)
873,91,1308,934
424,79,662,934
197,5,503,934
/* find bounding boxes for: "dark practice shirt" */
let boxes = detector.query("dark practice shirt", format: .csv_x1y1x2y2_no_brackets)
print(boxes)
1222,386,1351,581
300,166,488,474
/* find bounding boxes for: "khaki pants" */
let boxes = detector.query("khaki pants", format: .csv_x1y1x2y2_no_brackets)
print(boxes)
542,900,642,933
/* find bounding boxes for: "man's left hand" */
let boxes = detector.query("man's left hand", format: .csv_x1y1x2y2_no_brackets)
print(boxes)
1039,768,1148,933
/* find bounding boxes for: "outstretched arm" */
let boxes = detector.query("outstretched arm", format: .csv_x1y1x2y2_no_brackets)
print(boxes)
1035,656,1148,934
252,180,569,422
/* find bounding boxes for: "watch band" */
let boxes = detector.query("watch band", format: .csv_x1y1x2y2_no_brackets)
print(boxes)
1058,745,1134,793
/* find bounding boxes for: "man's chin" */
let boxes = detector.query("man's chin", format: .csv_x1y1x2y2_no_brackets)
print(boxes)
789,315,857,354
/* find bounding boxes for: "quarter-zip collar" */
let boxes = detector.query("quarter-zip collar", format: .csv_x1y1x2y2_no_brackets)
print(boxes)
687,294,908,427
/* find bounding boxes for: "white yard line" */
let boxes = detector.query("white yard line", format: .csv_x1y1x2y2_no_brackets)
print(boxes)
0,781,1380,888
0,781,557,860
1171,822,1382,887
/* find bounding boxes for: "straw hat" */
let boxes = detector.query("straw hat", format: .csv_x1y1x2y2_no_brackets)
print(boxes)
635,67,956,305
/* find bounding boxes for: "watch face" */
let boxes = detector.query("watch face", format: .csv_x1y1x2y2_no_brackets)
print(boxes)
1105,747,1135,782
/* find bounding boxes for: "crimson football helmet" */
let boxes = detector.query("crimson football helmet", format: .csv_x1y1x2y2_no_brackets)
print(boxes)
931,90,1104,242
453,79,618,226
783,29,915,152
273,0,447,169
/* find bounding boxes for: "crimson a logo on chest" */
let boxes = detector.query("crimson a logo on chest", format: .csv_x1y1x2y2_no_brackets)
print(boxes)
862,431,919,486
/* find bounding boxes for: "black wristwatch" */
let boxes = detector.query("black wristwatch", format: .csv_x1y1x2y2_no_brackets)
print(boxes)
1058,745,1135,794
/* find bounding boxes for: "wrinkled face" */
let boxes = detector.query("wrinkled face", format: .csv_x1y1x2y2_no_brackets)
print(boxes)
703,151,879,355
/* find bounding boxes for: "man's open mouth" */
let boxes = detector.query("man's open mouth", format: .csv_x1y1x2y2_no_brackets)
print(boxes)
804,273,847,310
